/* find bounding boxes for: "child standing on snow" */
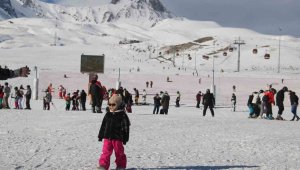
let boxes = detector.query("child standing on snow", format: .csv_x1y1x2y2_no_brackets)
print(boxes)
64,93,71,111
97,94,130,170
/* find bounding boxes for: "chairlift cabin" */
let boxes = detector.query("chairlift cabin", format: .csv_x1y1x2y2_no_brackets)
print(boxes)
188,54,192,60
253,48,258,54
223,52,227,56
202,55,209,60
264,53,270,59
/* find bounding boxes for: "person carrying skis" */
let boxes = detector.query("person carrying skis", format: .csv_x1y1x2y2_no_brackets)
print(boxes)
97,94,131,170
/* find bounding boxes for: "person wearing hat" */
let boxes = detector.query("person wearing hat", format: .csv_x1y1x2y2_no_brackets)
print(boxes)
202,89,215,117
98,94,131,170
276,86,289,120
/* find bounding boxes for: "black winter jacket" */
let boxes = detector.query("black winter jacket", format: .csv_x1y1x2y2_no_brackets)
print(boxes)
290,92,299,105
276,89,285,106
98,110,131,144
202,92,215,106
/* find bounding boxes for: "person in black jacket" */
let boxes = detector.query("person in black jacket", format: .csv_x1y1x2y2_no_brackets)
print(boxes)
80,90,87,111
153,93,161,114
89,80,101,113
289,91,299,121
0,66,30,80
231,93,237,112
98,94,131,170
25,85,32,110
202,89,215,117
276,86,288,120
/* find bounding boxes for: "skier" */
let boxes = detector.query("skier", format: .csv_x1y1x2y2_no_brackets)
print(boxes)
146,81,149,88
196,91,202,108
289,91,300,121
97,94,131,170
231,93,237,112
175,91,181,107
202,89,215,117
150,81,153,88
276,86,288,120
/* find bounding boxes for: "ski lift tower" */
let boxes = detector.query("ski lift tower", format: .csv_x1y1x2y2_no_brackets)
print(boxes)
234,37,245,72
33,66,39,100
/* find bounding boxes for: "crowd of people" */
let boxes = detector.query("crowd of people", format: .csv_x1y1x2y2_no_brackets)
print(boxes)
247,86,299,121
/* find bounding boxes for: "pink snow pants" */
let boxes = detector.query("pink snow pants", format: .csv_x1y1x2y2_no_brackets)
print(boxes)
99,139,127,170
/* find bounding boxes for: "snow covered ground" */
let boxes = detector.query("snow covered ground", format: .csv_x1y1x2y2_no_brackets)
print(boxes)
1,70,300,170
1,2,300,169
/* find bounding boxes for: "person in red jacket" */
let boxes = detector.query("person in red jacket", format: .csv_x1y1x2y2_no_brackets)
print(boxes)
196,91,202,108
263,88,276,119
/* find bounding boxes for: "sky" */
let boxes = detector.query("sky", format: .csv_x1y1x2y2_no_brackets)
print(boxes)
40,0,300,37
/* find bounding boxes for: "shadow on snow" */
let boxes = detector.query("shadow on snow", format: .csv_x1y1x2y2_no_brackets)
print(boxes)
127,165,259,170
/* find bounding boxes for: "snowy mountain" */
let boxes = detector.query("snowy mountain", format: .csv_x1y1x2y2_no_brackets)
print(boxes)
0,0,173,26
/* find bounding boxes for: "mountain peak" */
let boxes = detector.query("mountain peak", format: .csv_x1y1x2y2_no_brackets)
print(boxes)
106,0,173,26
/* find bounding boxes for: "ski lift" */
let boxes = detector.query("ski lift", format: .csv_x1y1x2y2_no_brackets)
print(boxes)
202,55,209,60
264,53,270,59
253,45,258,54
188,54,192,60
223,52,227,56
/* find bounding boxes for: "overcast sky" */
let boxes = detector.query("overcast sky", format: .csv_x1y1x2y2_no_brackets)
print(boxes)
41,0,300,37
